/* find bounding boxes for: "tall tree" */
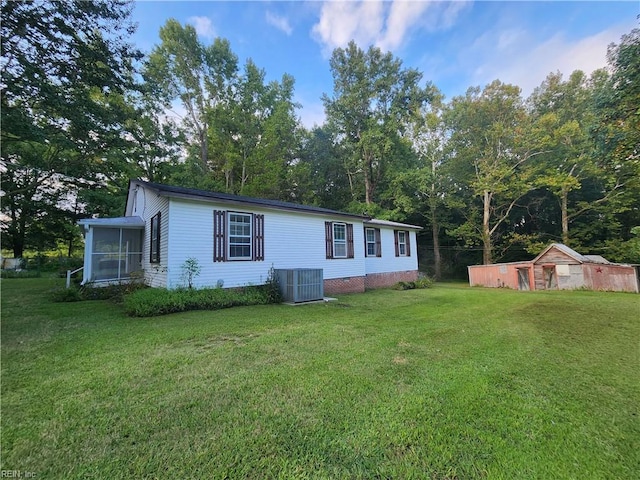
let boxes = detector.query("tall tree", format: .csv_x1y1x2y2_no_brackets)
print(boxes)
395,85,448,279
245,74,302,200
528,70,599,246
1,0,142,257
445,81,542,264
593,28,640,260
145,19,237,176
294,126,353,210
323,42,426,206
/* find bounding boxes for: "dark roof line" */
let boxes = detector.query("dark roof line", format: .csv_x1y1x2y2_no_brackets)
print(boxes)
132,180,370,220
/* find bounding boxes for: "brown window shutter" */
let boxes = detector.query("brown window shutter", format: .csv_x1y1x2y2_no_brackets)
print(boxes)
375,228,381,257
253,214,264,261
325,221,333,259
346,223,354,258
150,212,161,263
394,230,399,257
213,210,227,262
406,231,411,256
363,226,368,255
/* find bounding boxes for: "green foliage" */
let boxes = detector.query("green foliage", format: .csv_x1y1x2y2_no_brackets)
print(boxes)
123,285,280,317
263,266,283,304
23,255,84,274
51,282,147,303
323,41,428,205
51,282,146,303
1,0,142,257
180,257,201,289
393,276,434,290
50,286,85,302
1,269,42,279
82,282,147,302
2,7,638,281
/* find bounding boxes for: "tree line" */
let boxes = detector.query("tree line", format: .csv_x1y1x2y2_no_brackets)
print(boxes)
2,1,638,277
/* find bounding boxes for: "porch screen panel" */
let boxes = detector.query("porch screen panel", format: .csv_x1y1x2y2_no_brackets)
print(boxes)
122,229,143,277
92,228,122,281
91,227,143,281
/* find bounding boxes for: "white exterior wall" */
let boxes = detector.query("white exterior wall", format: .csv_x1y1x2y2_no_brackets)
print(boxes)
165,198,366,289
364,228,418,274
127,186,169,288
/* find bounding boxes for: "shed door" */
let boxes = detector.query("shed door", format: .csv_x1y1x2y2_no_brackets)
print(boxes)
517,268,530,291
543,266,558,290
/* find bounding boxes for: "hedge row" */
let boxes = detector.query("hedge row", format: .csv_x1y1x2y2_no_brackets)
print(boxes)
123,285,281,317
393,276,434,290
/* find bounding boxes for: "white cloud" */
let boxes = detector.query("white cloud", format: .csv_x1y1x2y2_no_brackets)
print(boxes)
468,23,632,97
312,1,384,54
266,11,293,36
380,1,432,51
188,16,216,40
311,0,470,55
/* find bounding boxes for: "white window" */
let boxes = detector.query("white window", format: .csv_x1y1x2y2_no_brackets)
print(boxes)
398,231,407,256
333,223,347,258
228,213,252,260
366,228,376,257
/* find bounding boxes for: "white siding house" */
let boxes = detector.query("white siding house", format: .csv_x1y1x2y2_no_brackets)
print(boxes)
79,180,421,294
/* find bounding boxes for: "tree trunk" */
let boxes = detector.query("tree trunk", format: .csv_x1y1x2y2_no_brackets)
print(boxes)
482,190,493,264
364,149,374,205
364,173,373,205
561,187,569,245
13,242,24,259
199,127,208,172
430,199,442,280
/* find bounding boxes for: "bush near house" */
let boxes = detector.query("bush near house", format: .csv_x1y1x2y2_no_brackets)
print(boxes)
123,284,282,317
394,276,434,290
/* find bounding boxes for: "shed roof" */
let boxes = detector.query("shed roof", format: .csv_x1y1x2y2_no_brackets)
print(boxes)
532,243,611,264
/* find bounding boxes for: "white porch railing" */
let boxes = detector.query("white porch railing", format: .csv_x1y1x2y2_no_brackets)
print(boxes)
66,267,84,288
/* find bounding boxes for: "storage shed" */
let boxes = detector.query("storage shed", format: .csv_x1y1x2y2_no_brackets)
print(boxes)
468,243,639,293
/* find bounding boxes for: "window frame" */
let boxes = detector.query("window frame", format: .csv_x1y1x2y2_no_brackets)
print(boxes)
365,227,376,257
398,231,407,256
364,227,382,257
394,230,411,257
227,211,253,261
325,221,354,259
332,222,348,259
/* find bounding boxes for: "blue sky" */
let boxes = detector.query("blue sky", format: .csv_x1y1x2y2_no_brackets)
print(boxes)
130,1,639,128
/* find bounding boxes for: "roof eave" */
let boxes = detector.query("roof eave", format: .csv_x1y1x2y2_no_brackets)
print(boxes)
134,180,368,220
364,218,423,230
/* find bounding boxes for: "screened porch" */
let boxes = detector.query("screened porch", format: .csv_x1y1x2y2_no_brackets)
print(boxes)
78,217,145,284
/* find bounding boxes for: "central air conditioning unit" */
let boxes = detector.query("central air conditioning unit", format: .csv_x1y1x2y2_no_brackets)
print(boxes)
275,268,324,303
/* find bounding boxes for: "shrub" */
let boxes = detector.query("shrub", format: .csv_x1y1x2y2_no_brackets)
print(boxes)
262,266,283,304
51,286,84,302
80,282,147,302
124,284,280,317
393,276,434,291
51,282,147,303
180,257,201,289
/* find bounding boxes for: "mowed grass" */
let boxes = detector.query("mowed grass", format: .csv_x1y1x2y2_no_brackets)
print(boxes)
2,278,639,479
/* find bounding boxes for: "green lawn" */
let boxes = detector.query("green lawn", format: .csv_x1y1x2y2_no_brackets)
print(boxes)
2,278,639,479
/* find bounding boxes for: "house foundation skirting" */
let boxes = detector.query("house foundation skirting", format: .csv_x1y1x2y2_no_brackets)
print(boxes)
324,276,366,294
365,270,418,289
324,271,420,294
